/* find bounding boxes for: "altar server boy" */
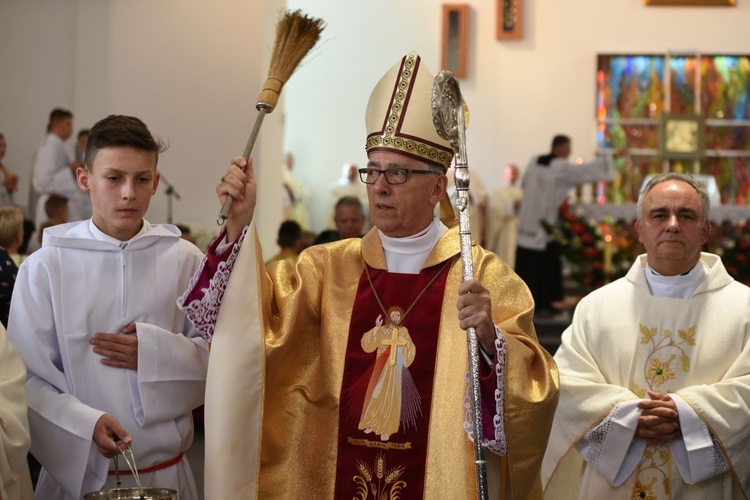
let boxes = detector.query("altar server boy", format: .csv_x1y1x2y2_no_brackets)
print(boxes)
7,115,208,500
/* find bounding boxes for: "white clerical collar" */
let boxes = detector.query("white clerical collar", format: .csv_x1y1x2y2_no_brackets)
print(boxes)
88,219,149,247
644,261,708,299
378,217,449,274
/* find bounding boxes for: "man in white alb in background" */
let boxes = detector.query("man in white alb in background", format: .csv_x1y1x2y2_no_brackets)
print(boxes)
515,135,615,316
31,108,89,226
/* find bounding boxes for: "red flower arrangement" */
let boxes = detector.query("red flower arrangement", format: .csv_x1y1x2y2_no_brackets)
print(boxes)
542,202,637,295
713,220,750,287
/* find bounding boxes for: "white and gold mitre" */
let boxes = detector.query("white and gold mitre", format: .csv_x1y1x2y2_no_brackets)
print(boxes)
365,51,454,171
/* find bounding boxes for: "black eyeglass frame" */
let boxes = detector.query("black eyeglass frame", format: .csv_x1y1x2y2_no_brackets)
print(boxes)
358,167,441,185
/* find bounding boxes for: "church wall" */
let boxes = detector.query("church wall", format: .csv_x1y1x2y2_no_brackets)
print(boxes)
2,0,748,249
0,0,77,215
284,0,750,232
0,0,284,252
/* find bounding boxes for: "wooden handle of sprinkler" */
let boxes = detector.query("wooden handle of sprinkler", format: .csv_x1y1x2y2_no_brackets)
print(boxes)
217,79,283,225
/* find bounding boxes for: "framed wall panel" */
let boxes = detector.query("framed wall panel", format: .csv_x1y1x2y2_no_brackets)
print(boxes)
645,0,735,5
497,0,522,40
442,4,469,78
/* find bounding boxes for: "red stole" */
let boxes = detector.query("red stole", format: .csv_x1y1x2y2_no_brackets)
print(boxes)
334,262,450,499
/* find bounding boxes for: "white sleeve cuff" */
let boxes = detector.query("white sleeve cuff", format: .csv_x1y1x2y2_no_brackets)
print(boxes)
575,399,646,486
215,235,233,254
669,393,729,484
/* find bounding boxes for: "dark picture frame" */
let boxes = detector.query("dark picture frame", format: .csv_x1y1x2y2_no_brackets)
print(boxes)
645,0,735,5
442,4,469,78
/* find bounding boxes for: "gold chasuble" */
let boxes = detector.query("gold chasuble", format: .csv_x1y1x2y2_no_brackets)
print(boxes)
194,221,558,500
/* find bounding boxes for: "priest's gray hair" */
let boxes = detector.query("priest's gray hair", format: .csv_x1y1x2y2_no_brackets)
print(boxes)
420,160,447,175
637,173,710,223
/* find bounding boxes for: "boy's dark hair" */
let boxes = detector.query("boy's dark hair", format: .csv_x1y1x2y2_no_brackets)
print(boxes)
85,115,167,169
47,108,73,132
77,128,90,140
277,220,302,248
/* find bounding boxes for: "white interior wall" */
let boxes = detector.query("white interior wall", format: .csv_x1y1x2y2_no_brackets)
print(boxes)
1,0,284,252
285,0,750,231
0,0,77,214
1,0,749,248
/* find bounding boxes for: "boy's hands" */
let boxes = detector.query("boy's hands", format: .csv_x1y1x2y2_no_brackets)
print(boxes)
90,321,138,370
93,414,132,457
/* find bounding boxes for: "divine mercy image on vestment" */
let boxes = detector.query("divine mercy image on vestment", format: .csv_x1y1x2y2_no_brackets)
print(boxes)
357,307,423,441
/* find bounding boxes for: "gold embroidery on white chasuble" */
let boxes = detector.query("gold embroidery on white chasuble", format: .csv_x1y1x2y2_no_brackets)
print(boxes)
632,323,696,499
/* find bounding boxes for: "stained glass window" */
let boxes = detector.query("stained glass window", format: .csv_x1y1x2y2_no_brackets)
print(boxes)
596,54,750,204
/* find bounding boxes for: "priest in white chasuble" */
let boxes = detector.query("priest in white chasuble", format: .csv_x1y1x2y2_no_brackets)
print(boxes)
542,173,750,499
181,51,559,499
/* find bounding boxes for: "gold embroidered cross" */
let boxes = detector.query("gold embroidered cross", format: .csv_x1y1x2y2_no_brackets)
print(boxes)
381,327,407,366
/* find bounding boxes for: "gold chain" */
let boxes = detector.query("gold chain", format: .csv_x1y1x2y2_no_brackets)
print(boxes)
364,259,452,327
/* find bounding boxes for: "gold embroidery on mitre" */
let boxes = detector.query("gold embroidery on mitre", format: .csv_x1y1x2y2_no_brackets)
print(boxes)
353,453,407,500
365,52,454,170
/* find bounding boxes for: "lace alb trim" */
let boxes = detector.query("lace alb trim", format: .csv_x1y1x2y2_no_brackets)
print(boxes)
177,226,248,341
463,325,508,456
708,426,729,475
580,401,626,467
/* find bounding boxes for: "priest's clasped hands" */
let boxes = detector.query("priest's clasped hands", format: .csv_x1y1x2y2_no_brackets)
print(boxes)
636,391,681,444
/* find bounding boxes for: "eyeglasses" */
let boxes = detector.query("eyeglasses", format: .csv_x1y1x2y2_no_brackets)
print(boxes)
358,167,440,185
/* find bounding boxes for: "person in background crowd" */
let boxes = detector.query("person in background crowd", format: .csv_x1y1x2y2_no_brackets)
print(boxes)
515,135,615,317
0,133,20,207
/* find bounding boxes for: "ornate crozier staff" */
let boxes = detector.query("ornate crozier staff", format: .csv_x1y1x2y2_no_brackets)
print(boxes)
431,71,490,500
217,9,325,225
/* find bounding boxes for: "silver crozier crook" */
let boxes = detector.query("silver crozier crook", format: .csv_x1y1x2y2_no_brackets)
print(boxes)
431,71,490,500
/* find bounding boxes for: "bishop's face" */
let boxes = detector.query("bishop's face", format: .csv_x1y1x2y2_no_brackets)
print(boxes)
365,151,447,238
636,180,710,275
77,146,160,241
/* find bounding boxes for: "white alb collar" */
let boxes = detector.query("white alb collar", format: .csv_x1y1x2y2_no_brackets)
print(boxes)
88,219,149,247
378,217,448,273
645,261,708,299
